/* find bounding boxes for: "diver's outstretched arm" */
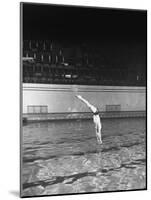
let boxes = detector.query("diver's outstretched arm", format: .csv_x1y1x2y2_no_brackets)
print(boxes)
76,95,97,113
76,95,92,107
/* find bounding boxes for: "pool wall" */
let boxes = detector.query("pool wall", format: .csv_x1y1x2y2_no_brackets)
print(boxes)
22,83,146,121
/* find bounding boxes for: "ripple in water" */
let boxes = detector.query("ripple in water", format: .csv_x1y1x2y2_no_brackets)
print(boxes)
21,118,146,197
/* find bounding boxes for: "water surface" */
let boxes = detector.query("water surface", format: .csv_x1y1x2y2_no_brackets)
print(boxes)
22,118,146,196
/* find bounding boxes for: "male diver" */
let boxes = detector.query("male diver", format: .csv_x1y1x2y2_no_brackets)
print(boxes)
76,95,102,144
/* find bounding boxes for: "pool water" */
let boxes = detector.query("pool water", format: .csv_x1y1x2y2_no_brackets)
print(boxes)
21,118,146,197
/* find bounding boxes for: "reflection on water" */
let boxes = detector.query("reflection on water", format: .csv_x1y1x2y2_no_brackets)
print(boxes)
22,118,146,197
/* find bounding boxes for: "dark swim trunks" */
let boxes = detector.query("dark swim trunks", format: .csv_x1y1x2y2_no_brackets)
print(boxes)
93,111,99,115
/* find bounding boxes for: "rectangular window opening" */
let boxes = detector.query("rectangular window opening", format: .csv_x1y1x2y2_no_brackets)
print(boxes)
27,105,48,114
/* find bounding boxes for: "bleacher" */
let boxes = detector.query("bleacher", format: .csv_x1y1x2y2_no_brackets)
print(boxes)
22,40,146,86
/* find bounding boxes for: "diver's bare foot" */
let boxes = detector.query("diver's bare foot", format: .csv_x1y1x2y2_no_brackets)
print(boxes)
97,139,102,144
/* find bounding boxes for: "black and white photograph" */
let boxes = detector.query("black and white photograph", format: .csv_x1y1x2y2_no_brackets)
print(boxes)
20,2,147,198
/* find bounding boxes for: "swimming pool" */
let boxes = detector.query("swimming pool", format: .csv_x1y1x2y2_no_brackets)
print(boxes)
21,118,146,197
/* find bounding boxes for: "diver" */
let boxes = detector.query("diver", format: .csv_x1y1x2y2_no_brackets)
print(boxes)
76,95,102,144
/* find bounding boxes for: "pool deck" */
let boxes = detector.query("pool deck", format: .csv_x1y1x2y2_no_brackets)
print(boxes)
23,111,146,123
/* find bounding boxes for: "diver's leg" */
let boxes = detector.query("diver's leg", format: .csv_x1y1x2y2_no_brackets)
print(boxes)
96,127,102,144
